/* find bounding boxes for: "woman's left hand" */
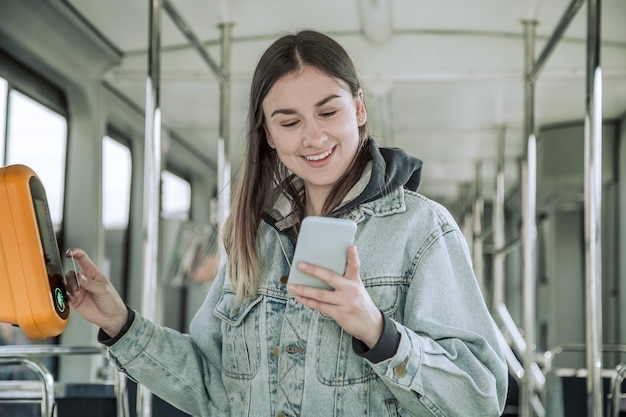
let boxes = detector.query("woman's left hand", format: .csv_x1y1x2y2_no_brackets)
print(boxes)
287,245,383,349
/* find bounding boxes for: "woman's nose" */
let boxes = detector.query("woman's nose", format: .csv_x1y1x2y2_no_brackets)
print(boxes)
302,120,327,147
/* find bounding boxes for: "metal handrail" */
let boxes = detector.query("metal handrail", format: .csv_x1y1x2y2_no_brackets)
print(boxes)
496,316,546,417
115,370,129,417
543,343,626,374
608,363,626,417
0,345,104,357
0,357,54,417
0,345,128,417
496,304,527,358
542,344,626,417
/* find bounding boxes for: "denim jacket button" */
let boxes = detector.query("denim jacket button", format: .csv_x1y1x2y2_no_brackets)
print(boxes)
276,413,288,417
279,275,288,285
272,346,280,358
393,364,407,377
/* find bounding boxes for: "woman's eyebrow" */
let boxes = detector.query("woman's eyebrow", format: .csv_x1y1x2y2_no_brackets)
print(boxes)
270,94,341,118
270,107,296,117
314,94,340,108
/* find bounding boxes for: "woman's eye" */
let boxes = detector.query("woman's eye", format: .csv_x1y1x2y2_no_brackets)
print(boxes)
320,110,337,118
281,120,300,128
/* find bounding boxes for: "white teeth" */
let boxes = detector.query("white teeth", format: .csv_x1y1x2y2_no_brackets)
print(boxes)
305,149,333,161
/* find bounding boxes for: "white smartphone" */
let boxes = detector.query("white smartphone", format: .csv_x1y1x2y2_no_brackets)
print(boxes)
288,216,357,290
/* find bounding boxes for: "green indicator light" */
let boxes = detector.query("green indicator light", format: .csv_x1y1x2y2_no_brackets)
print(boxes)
55,287,66,313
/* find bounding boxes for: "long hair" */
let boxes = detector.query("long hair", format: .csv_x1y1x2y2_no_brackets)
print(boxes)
223,30,371,301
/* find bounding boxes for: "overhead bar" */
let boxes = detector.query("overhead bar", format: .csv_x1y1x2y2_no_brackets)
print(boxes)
162,0,227,85
138,0,162,416
527,0,585,83
584,0,603,415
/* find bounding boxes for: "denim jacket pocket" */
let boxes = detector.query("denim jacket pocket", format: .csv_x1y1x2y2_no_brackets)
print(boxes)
214,292,263,380
365,281,404,317
316,282,403,386
316,314,376,386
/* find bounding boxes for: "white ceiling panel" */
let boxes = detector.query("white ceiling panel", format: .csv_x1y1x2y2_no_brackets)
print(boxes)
55,0,626,207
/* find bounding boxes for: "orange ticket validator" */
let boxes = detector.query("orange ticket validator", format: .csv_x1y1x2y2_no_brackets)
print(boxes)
0,164,69,339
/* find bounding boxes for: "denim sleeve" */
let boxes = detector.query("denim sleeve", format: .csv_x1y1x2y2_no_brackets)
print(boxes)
365,228,508,417
104,271,230,417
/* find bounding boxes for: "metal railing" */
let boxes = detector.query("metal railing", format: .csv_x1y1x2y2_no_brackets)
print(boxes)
543,345,626,417
466,0,605,415
0,356,54,417
608,363,626,417
0,345,128,417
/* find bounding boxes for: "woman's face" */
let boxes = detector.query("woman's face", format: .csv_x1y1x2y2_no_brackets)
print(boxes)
262,66,367,202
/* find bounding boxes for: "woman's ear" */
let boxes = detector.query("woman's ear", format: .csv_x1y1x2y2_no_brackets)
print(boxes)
356,89,367,126
264,125,275,148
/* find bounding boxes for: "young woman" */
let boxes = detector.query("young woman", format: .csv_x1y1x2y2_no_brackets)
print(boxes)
67,30,508,416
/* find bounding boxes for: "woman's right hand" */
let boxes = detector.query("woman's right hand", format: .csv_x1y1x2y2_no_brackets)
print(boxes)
65,248,128,337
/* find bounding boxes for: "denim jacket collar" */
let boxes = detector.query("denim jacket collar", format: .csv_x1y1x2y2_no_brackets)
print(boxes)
263,162,372,233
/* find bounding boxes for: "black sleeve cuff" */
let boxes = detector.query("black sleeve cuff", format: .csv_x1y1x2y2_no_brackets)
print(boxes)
352,312,401,364
97,306,136,347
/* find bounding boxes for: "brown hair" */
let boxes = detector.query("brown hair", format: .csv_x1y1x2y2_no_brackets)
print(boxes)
223,30,371,301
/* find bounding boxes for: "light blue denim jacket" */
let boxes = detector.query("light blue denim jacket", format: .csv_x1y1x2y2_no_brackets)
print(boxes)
105,142,508,416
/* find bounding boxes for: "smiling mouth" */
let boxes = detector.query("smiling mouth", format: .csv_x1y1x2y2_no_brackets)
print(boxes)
304,147,334,161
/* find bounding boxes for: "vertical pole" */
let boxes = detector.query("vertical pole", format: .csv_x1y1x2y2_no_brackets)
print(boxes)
584,0,603,415
138,0,162,416
473,162,484,292
462,183,474,254
217,22,233,263
521,19,538,417
521,135,537,417
492,126,506,311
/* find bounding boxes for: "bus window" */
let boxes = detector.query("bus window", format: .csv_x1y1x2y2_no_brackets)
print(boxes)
5,89,67,229
103,135,132,298
162,170,191,220
160,170,192,331
0,74,67,378
103,136,132,229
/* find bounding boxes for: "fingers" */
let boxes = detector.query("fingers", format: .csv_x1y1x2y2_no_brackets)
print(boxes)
74,271,110,295
343,245,360,280
65,273,87,308
65,247,94,269
65,270,80,296
65,247,107,283
296,262,335,286
66,271,120,310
